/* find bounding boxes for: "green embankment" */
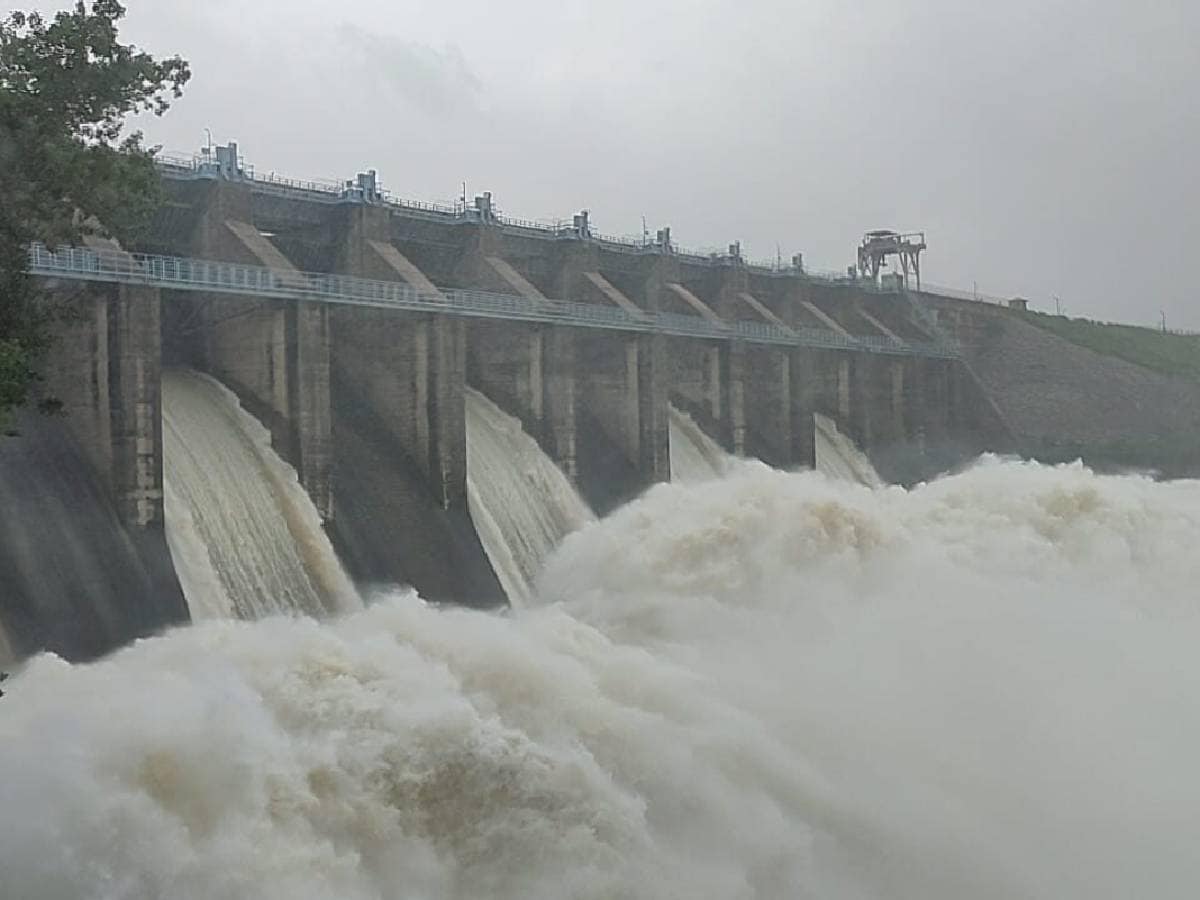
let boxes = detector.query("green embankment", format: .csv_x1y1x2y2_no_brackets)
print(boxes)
1019,311,1200,382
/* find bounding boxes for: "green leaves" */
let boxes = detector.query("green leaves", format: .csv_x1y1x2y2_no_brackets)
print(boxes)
0,1,187,426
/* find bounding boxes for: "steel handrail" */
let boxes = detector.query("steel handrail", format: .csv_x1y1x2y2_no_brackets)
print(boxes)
27,243,958,358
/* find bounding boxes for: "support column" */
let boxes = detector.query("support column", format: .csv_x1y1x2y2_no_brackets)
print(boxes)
636,332,671,480
574,327,668,513
743,345,792,467
327,205,504,605
286,303,332,517
428,315,468,508
718,341,747,456
918,357,952,446
541,327,577,482
189,178,332,518
108,283,165,527
332,204,469,510
789,349,824,469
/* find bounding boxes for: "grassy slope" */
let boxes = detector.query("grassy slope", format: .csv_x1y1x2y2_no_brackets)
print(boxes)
1019,311,1200,382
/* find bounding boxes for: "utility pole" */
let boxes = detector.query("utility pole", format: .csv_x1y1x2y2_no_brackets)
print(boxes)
1054,295,1062,316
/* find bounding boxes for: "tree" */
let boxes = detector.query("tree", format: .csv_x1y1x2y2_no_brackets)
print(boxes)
0,1,188,427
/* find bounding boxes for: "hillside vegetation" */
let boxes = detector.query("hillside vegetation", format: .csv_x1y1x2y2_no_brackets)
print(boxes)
1019,311,1200,382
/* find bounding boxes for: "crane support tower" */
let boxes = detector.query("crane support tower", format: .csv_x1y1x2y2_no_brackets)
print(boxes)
858,230,926,290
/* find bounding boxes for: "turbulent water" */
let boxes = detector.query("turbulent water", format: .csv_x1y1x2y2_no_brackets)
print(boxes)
162,369,358,621
465,388,593,606
668,405,730,482
5,459,1200,898
814,412,883,487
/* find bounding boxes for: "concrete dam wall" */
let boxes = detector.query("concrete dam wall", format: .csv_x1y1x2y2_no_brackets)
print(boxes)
1,155,1012,660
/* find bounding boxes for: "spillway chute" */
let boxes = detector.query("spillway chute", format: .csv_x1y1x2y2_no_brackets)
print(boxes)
465,387,593,607
814,412,883,487
668,406,731,482
162,369,359,621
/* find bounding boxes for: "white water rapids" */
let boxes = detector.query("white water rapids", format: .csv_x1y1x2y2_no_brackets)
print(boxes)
465,388,593,606
161,369,358,621
4,458,1200,898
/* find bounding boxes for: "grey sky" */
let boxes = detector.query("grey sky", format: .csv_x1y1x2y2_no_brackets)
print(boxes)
110,0,1198,327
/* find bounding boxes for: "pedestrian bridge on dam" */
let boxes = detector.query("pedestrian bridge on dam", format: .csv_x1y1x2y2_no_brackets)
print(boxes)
27,244,957,359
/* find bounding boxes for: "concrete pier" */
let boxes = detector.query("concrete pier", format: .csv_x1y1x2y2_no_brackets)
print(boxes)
185,179,333,517
328,204,504,605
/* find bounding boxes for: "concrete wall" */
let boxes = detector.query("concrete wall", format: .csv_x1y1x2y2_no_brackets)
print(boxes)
182,180,333,517
327,205,504,605
35,257,169,533
0,275,186,661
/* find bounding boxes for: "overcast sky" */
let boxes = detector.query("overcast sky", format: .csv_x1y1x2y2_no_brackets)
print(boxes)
106,0,1199,327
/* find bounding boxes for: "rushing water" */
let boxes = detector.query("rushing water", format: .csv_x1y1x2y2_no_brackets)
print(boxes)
162,369,358,621
668,405,730,482
814,412,883,487
4,459,1200,898
465,388,594,606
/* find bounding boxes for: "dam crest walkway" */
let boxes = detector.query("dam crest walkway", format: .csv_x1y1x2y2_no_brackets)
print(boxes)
27,243,957,359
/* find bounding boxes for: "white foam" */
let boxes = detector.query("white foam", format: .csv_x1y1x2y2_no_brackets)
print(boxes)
6,459,1200,898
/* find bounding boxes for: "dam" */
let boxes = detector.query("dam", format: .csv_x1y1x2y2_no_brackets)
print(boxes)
2,143,1010,660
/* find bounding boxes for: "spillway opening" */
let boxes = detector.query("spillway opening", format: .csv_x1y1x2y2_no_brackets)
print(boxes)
465,387,593,606
668,405,731,482
162,369,359,621
814,413,883,487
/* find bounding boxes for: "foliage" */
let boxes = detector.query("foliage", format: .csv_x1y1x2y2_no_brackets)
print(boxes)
1019,310,1200,382
0,1,188,426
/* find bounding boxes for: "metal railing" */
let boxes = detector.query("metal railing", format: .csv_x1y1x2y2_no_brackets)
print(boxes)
152,155,888,281
27,244,958,358
152,155,911,295
915,281,1013,306
151,152,1006,310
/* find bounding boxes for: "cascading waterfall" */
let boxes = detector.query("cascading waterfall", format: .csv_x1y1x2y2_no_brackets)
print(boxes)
670,407,883,489
465,388,593,606
668,405,731,482
161,369,358,621
814,412,883,487
4,460,1200,899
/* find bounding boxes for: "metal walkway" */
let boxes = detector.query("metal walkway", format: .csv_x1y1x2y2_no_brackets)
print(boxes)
27,244,959,359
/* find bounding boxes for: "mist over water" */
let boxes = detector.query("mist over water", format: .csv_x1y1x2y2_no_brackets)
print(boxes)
162,369,358,620
5,458,1200,898
465,388,593,606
